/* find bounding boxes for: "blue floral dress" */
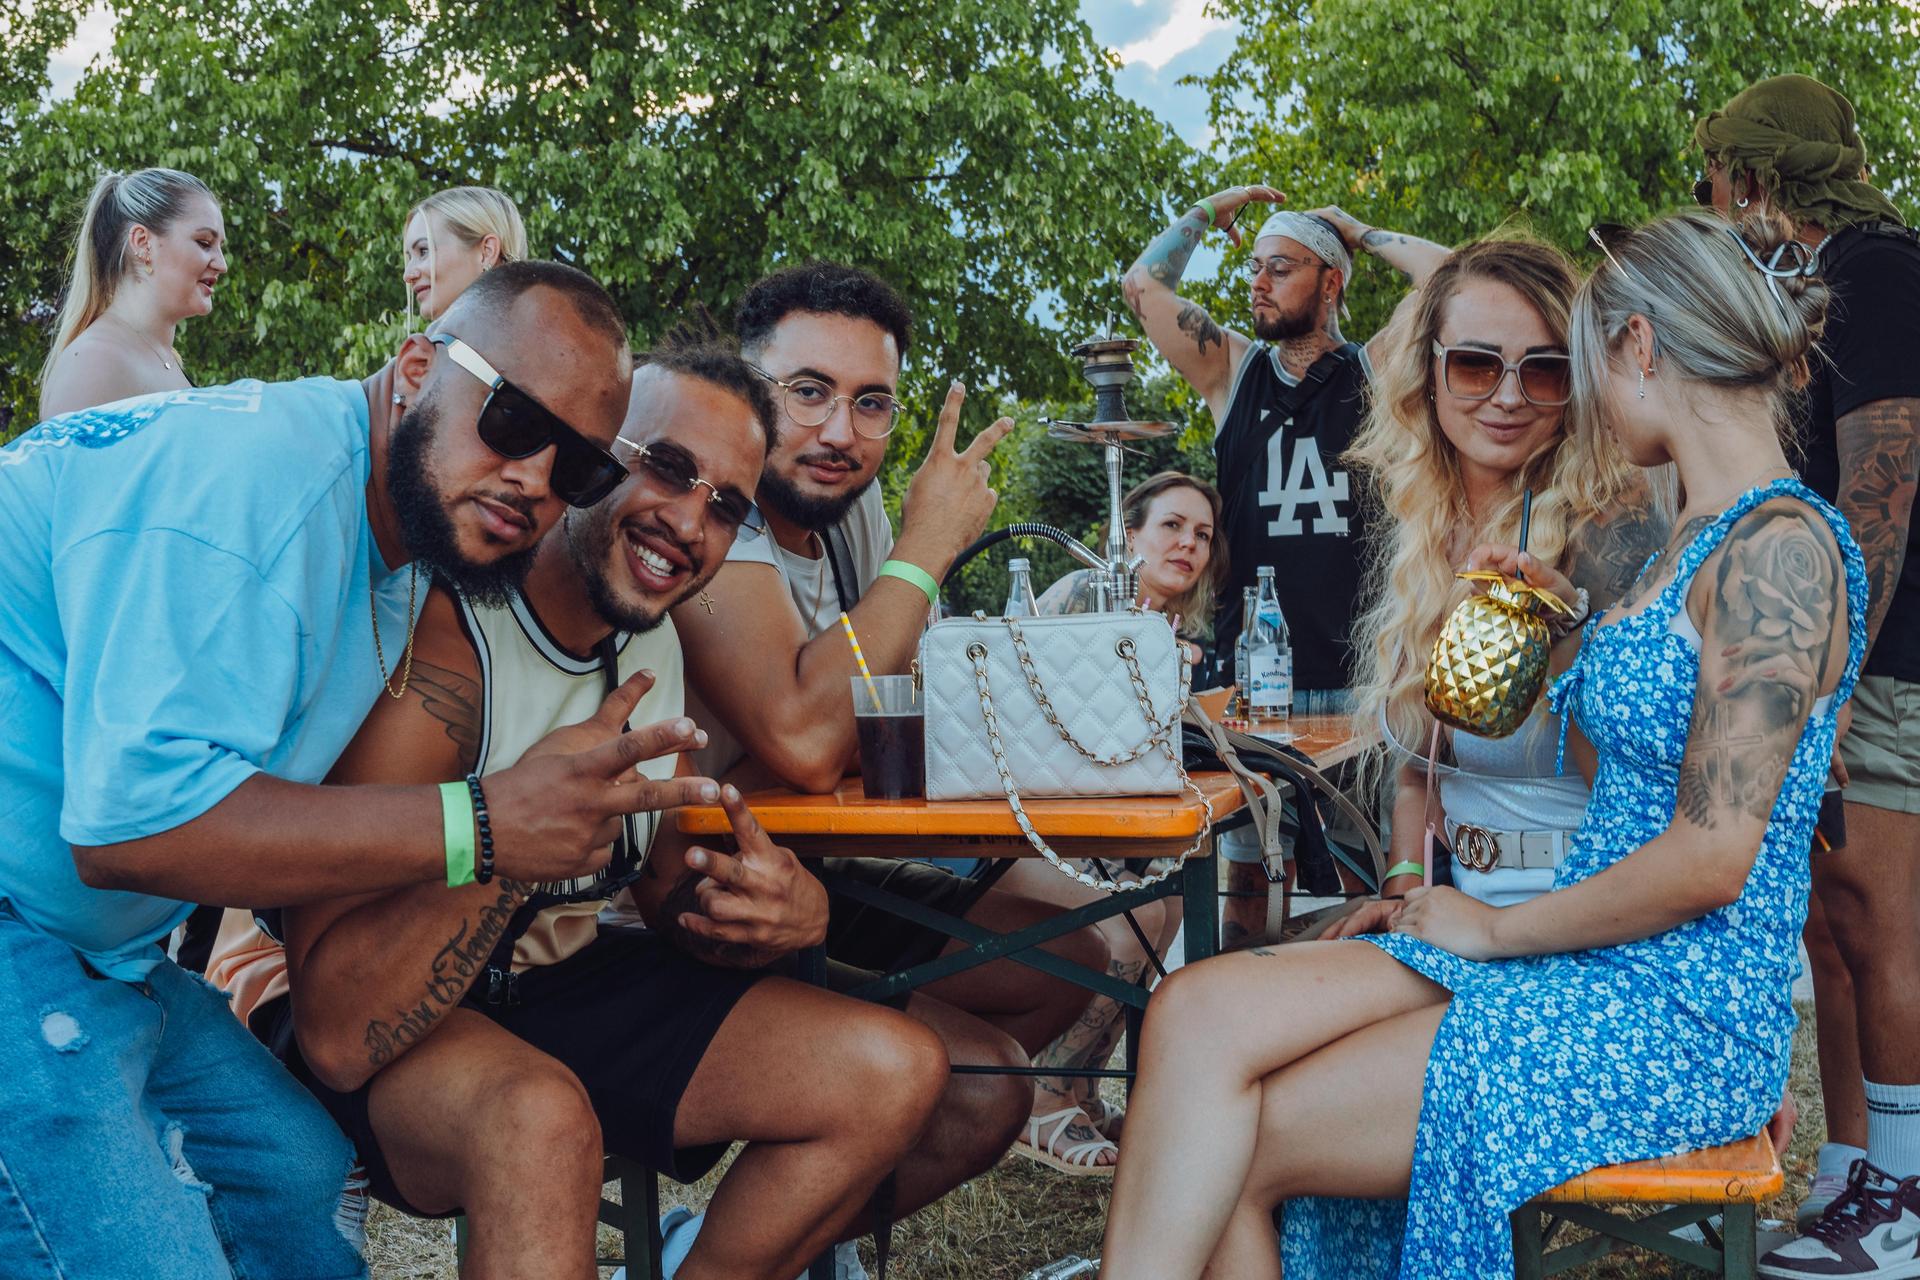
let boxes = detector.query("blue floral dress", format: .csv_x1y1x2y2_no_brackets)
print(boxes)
1283,479,1867,1278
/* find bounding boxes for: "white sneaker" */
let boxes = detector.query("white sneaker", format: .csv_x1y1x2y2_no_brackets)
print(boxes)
1760,1159,1920,1278
1802,1172,1855,1232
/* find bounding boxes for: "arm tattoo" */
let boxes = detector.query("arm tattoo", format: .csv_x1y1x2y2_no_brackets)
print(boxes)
406,659,482,770
657,869,766,969
1132,207,1210,292
363,878,530,1068
1674,509,1840,830
1563,504,1671,611
1175,302,1225,357
1834,397,1918,651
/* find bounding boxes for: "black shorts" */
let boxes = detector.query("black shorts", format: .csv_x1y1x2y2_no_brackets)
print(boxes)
818,856,993,975
252,930,763,1216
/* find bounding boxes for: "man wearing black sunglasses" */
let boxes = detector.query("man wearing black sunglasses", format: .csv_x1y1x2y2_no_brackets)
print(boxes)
0,259,702,1274
1689,77,1920,1274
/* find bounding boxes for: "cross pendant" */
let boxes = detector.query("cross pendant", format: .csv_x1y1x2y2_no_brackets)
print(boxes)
696,592,716,615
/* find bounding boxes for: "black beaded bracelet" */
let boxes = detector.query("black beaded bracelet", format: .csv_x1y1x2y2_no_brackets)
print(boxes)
465,773,495,885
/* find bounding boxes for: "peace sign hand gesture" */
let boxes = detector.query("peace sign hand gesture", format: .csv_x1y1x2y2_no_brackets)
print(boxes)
895,379,1016,579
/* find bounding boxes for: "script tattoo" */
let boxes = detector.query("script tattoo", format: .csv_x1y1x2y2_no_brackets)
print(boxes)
658,869,765,969
1175,301,1225,357
1564,501,1671,611
363,878,529,1069
406,659,482,770
1673,507,1840,830
1834,397,1918,650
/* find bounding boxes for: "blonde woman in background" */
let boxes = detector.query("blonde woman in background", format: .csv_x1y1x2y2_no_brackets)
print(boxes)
38,168,225,420
402,185,527,323
1281,236,1665,1276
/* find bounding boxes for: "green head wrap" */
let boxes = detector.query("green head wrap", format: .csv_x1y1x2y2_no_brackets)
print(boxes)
1694,74,1903,229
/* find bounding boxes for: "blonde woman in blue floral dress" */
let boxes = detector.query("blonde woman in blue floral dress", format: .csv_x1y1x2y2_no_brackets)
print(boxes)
1101,209,1867,1279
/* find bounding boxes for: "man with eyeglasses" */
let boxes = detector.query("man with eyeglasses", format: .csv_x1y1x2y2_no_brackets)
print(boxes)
669,262,1120,1197
0,260,684,1275
207,329,954,1278
1122,188,1448,945
1687,77,1920,1280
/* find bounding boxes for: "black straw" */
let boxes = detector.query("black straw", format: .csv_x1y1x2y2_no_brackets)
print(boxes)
1516,488,1533,581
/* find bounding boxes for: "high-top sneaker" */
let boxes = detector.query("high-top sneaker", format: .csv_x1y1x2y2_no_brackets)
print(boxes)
1760,1159,1920,1279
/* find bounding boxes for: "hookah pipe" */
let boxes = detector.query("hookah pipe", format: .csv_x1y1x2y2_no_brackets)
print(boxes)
941,523,1144,611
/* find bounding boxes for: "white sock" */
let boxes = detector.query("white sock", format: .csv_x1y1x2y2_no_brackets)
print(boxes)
1817,1140,1868,1182
1864,1078,1920,1179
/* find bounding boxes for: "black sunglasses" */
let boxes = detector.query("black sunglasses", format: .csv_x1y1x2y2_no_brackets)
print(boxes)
430,334,626,508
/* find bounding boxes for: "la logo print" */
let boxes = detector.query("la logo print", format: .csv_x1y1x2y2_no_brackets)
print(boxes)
1256,409,1350,536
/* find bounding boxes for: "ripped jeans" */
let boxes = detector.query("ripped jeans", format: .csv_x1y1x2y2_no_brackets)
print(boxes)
0,911,366,1279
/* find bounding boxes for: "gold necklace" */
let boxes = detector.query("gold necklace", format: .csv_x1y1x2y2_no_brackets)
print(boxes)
108,313,178,371
371,563,421,698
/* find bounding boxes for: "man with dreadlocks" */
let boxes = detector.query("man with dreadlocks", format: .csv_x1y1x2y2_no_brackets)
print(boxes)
1691,74,1920,1280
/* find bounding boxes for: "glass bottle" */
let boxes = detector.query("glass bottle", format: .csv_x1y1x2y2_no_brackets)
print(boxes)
1249,566,1292,719
1004,558,1039,618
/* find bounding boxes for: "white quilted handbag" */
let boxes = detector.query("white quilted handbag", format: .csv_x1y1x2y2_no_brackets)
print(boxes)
919,610,1209,892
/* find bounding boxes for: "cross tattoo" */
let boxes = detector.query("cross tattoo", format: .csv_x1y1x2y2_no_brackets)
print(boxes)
696,592,715,615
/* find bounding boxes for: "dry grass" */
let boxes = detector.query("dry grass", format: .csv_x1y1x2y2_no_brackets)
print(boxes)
365,1003,1827,1279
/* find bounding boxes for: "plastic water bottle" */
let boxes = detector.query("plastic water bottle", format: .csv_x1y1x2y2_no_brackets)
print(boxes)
1004,558,1039,617
1249,566,1292,719
1233,586,1256,715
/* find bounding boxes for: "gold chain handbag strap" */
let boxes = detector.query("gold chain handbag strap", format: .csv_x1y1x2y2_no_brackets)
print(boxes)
965,639,1212,894
1001,616,1191,765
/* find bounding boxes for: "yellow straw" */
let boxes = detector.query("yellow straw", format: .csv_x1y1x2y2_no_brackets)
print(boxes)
840,612,884,713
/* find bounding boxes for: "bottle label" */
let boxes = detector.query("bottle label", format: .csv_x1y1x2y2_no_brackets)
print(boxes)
1250,649,1292,714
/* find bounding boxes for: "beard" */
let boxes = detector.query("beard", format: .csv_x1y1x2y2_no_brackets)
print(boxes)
387,395,539,608
1251,297,1323,342
757,448,877,532
564,506,705,635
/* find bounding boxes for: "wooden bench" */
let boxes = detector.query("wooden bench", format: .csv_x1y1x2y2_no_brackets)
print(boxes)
1511,1133,1784,1278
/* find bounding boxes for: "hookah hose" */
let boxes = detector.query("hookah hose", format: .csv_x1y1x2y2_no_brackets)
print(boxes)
945,522,1091,583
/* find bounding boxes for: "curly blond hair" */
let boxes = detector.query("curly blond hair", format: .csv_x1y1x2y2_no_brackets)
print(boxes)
1348,237,1641,758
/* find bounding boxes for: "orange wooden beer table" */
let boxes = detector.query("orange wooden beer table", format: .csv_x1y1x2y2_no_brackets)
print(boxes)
675,712,1364,1031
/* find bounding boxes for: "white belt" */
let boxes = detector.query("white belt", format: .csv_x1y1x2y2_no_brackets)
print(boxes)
1445,820,1568,873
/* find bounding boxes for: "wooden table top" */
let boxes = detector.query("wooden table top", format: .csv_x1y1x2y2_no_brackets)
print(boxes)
677,707,1368,840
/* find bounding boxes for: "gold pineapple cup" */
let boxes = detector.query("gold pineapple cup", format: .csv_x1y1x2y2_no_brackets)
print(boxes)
1424,571,1574,739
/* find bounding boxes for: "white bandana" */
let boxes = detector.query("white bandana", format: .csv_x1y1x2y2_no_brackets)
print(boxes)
1254,211,1354,283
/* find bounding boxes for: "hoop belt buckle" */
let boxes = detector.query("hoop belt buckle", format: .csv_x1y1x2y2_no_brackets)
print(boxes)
1452,823,1501,873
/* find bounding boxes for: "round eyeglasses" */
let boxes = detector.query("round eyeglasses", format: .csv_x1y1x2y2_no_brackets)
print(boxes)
751,365,900,439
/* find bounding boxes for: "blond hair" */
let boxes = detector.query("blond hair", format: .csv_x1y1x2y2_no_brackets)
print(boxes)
1571,210,1829,450
406,185,527,266
1349,238,1640,757
40,168,216,386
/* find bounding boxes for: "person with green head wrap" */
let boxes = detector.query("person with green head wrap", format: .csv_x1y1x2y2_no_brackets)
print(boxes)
1694,74,1920,1280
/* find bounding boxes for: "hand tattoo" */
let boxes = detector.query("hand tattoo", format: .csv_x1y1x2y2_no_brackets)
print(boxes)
1674,507,1840,830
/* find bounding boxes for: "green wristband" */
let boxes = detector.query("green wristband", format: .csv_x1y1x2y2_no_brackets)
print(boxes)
441,781,477,888
878,559,940,607
1383,860,1426,881
1193,197,1218,228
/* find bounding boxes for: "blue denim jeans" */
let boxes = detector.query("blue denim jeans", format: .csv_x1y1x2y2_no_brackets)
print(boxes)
0,911,366,1279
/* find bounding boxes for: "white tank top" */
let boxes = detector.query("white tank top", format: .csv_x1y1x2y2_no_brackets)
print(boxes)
458,589,684,970
1439,705,1590,909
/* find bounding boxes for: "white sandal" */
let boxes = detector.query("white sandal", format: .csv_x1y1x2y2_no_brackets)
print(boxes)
1015,1106,1118,1177
1083,1095,1126,1141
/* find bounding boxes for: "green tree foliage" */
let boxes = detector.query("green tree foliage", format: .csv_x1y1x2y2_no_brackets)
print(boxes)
0,0,1193,433
1196,0,1920,337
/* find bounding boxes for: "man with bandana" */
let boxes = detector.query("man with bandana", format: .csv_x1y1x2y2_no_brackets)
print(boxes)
1122,190,1448,944
1688,76,1920,1280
